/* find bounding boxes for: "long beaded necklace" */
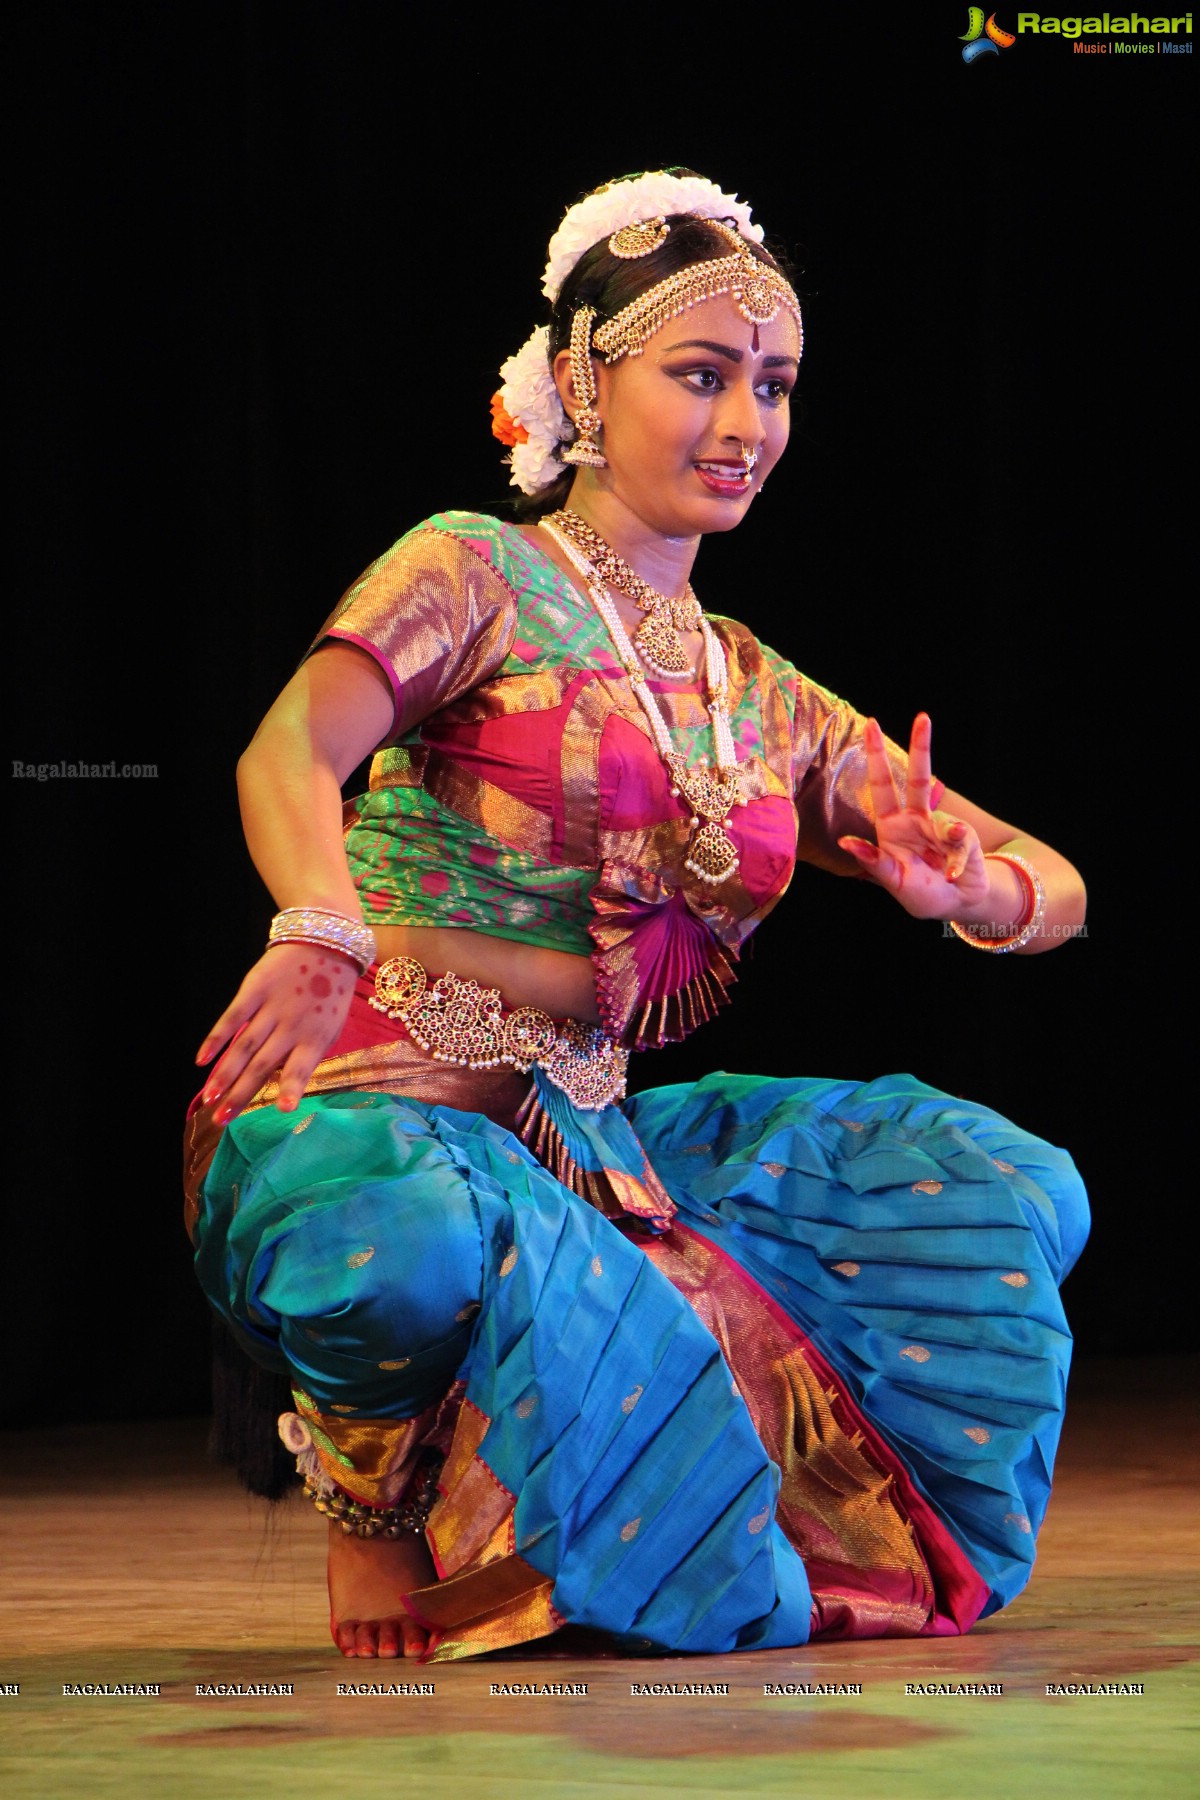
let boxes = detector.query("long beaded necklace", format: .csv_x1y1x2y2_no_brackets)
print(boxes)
545,508,701,679
541,519,747,887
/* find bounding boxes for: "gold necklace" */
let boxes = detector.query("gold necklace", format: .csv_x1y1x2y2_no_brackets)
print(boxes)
541,521,746,886
546,509,701,679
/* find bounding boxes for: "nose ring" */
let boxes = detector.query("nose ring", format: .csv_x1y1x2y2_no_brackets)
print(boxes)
738,442,758,473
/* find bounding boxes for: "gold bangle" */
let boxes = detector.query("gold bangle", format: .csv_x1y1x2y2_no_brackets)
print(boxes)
267,907,376,975
949,853,1046,954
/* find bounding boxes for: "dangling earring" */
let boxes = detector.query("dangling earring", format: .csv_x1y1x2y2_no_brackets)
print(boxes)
561,306,607,468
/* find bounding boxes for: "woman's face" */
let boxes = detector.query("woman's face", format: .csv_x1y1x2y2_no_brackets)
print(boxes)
558,291,801,539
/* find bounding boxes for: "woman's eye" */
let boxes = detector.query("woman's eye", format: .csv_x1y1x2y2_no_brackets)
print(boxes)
681,369,722,392
757,379,791,404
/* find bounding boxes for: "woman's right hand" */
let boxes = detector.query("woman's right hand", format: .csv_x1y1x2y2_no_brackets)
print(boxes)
195,943,358,1124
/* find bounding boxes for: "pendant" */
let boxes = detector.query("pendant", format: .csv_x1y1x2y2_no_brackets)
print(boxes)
684,821,740,885
634,612,690,677
669,757,742,887
672,762,741,819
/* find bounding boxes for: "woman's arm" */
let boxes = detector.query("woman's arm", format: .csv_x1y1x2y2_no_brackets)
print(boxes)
838,714,1086,955
921,784,1085,954
195,642,395,1119
235,642,394,912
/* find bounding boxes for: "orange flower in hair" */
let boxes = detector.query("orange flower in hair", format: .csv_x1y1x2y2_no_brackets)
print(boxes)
489,391,529,447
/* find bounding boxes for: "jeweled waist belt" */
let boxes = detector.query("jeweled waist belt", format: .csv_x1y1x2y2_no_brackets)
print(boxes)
369,956,628,1113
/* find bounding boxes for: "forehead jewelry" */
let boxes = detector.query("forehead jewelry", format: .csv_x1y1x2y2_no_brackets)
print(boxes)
561,306,606,469
542,520,748,888
593,240,802,366
608,216,670,259
547,509,702,679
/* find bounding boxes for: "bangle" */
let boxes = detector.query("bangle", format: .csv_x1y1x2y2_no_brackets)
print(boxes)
949,853,1046,954
267,906,376,974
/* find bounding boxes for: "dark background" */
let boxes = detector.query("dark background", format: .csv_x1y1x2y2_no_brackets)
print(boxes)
6,4,1190,1427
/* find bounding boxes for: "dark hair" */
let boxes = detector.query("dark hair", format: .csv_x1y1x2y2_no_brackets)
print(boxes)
512,178,794,521
209,1315,296,1500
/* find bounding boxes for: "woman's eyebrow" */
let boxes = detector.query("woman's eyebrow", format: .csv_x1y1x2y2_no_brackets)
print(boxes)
664,338,744,361
662,338,798,369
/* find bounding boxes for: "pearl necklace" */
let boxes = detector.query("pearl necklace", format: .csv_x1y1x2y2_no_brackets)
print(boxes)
545,509,701,679
541,520,747,886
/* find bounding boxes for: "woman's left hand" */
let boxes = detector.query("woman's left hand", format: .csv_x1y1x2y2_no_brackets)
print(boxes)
837,713,990,920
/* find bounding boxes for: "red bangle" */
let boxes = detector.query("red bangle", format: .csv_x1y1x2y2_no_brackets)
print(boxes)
949,853,1046,954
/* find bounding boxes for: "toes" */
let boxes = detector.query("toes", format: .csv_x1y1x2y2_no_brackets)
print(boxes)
333,1615,415,1660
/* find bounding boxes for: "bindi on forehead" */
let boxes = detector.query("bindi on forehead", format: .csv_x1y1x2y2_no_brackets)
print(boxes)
652,291,801,367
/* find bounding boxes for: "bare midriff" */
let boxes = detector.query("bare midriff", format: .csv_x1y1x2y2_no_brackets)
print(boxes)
373,923,602,1025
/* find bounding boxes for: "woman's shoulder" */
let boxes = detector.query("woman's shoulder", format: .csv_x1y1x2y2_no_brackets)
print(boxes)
710,618,853,743
405,507,511,547
709,618,832,701
372,510,552,604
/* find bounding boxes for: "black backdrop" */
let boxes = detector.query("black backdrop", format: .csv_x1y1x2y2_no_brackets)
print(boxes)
7,5,1190,1427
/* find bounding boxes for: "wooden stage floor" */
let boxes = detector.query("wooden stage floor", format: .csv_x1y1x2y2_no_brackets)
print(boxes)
2,1356,1196,1799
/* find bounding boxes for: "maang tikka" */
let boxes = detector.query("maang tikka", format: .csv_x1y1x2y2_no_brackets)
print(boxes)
561,306,607,468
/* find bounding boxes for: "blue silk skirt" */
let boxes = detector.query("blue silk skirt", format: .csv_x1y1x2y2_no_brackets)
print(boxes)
192,1061,1087,1661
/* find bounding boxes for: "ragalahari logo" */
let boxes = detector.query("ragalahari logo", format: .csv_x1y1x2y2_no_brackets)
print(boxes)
961,8,1017,58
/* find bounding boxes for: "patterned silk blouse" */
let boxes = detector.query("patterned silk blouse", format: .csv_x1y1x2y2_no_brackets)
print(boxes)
314,512,911,1051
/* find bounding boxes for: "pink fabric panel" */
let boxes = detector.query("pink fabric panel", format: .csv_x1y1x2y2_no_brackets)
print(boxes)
623,881,720,1005
422,707,566,820
598,716,798,907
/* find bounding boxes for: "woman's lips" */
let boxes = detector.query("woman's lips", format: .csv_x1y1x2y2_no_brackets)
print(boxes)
694,460,753,497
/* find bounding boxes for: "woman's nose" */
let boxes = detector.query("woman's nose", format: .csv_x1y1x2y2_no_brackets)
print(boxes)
716,378,765,448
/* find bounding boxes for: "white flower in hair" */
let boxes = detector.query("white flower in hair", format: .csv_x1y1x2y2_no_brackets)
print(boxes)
510,432,564,495
494,325,572,494
542,171,763,302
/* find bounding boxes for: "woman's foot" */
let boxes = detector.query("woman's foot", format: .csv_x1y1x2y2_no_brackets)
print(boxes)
327,1520,436,1658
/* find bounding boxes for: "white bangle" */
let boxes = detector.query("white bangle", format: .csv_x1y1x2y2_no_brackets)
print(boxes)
267,907,376,974
949,854,1046,954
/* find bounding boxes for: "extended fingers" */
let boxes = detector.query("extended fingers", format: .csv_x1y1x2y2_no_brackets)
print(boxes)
205,1028,283,1123
195,997,254,1067
863,718,902,821
197,948,354,1119
208,1008,344,1122
203,1010,299,1115
195,959,281,1065
195,953,288,1065
274,1041,328,1114
905,713,934,814
837,835,901,890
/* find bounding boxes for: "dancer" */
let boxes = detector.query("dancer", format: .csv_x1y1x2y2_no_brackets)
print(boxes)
187,170,1088,1662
